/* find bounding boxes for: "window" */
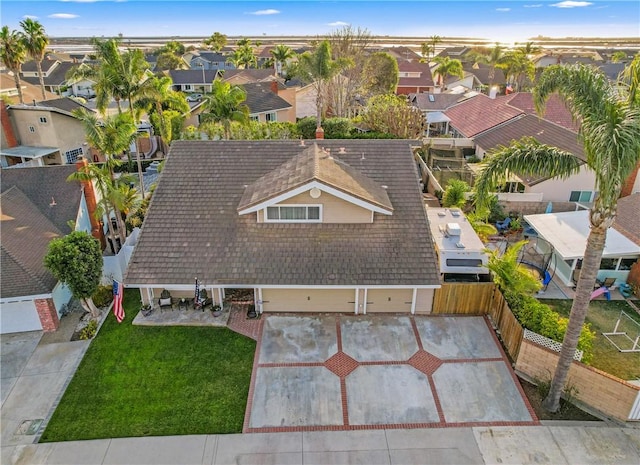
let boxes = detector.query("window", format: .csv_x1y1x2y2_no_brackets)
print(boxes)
65,147,83,164
265,112,277,122
39,116,48,124
28,125,35,133
599,258,617,270
618,258,637,271
265,205,321,222
446,258,483,267
569,191,593,202
250,115,259,122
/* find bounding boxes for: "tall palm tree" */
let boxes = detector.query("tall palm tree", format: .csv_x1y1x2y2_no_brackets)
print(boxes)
473,63,640,412
0,26,27,104
20,18,49,100
296,40,348,132
433,56,464,91
468,44,505,90
200,80,249,139
271,44,294,76
499,50,535,92
204,32,227,52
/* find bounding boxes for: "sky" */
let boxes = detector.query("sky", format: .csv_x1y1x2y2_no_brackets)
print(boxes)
2,0,639,43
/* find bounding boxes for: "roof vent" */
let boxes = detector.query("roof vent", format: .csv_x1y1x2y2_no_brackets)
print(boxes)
437,211,446,217
446,222,462,236
451,210,461,217
361,152,366,160
299,139,305,146
338,147,346,154
381,185,388,189
455,241,465,249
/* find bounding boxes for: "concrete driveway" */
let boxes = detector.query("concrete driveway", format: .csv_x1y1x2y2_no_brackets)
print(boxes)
245,315,536,432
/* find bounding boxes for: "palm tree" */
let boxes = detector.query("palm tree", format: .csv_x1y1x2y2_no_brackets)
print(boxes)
204,32,227,52
433,56,464,91
517,41,542,57
473,62,640,412
200,80,249,140
20,18,49,100
499,50,535,91
0,26,27,104
271,44,294,77
420,42,433,63
296,40,349,133
468,44,505,90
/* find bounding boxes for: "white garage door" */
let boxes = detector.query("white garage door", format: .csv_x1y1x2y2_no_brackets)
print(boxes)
0,300,42,334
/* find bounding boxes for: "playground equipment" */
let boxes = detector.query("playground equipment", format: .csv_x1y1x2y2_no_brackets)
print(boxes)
603,310,640,352
590,286,611,301
517,236,555,290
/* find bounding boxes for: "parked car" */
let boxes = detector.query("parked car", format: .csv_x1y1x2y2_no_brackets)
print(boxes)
186,93,202,102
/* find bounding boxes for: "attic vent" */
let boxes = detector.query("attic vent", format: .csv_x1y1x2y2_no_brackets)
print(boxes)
437,211,446,217
381,185,388,189
455,241,465,249
446,223,462,236
299,139,305,146
338,147,346,154
451,210,461,217
428,94,435,102
361,152,365,160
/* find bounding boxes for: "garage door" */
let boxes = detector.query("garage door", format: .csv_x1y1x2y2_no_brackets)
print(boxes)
366,289,413,313
261,289,355,313
0,300,42,334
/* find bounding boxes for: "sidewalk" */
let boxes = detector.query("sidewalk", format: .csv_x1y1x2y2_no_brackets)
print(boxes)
1,425,639,465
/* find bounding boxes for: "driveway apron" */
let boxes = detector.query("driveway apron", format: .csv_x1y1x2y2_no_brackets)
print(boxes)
244,314,537,432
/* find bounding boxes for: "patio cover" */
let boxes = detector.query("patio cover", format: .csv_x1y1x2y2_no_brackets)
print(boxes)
426,111,451,124
0,146,58,159
524,210,640,260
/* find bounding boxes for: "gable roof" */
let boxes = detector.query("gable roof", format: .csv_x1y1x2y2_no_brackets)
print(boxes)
397,60,434,88
21,59,59,74
241,82,292,115
444,93,522,137
168,69,219,85
504,92,578,131
1,164,83,235
221,69,277,83
125,140,439,287
473,114,584,186
21,61,75,87
613,193,640,246
462,63,506,85
238,143,392,213
0,72,57,103
8,97,94,117
1,186,62,298
409,93,473,111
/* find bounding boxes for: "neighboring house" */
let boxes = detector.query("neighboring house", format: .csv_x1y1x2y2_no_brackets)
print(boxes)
396,59,435,95
386,46,423,62
293,82,316,119
436,47,470,60
220,69,278,85
1,98,94,167
533,53,601,69
168,69,219,93
409,92,472,136
20,59,76,95
462,62,507,90
425,207,489,281
0,71,57,103
125,140,441,314
0,164,101,334
503,92,578,131
189,51,235,71
473,114,595,203
442,71,482,94
243,81,295,123
443,93,522,138
524,195,640,287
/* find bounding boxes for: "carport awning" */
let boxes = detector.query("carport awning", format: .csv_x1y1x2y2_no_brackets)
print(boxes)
0,146,58,159
426,112,451,124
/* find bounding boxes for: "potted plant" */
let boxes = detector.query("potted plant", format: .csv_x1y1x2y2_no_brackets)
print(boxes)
141,303,153,317
211,304,222,317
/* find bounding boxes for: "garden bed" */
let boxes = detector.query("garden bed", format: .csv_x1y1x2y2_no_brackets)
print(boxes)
519,378,602,422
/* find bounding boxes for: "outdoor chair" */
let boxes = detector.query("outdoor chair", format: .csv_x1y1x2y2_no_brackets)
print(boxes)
194,289,213,312
158,289,173,311
596,277,616,289
496,217,511,233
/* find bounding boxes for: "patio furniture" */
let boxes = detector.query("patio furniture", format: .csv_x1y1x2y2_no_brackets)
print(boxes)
596,277,617,289
178,298,191,311
496,217,511,233
618,282,632,298
194,289,213,312
158,289,173,311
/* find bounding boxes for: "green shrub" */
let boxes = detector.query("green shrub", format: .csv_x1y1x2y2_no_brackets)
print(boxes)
323,118,353,138
296,117,317,139
92,285,113,308
79,320,98,340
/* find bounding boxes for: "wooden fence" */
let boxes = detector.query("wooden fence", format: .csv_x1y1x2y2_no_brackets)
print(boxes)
487,287,524,360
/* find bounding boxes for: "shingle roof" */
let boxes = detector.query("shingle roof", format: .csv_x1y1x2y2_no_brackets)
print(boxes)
125,140,440,287
241,82,292,114
444,93,523,137
473,114,584,185
221,69,277,83
8,97,93,116
1,165,83,235
21,61,75,87
462,63,506,85
238,143,392,212
1,187,62,298
397,60,434,89
410,93,469,112
614,193,640,246
21,59,59,73
168,69,219,85
505,93,578,131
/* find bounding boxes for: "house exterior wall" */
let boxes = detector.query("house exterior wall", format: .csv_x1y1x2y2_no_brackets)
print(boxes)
365,289,413,313
257,190,372,224
251,108,294,124
34,297,60,332
52,282,73,317
414,288,434,314
10,109,87,164
0,298,42,333
526,165,596,202
276,87,297,121
261,288,355,312
296,86,317,119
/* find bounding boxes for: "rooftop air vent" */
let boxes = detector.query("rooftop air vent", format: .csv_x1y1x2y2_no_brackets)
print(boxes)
451,210,461,217
446,223,462,236
437,211,446,217
455,241,465,249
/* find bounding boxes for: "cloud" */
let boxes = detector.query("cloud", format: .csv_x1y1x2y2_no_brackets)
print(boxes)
327,21,350,27
524,4,543,7
249,9,280,15
550,1,593,8
496,8,511,12
48,13,80,19
22,15,39,20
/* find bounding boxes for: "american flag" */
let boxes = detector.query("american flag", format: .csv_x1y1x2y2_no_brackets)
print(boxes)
194,277,200,307
112,280,125,323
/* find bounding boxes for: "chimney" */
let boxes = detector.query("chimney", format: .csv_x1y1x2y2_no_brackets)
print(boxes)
0,101,18,147
270,80,278,95
315,126,325,140
75,157,105,248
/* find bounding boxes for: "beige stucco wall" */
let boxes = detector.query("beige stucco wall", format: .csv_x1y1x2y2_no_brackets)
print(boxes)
10,109,87,163
365,289,413,313
296,85,317,119
515,340,640,422
414,288,435,314
262,288,355,312
256,189,372,223
526,165,596,202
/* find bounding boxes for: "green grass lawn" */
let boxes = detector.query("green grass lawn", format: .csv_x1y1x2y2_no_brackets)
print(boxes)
543,299,640,381
40,289,256,442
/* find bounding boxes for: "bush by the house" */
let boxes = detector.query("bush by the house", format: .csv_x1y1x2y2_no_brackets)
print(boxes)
91,285,114,308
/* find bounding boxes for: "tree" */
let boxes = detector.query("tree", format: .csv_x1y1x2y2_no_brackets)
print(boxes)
271,44,294,77
360,94,424,139
420,42,433,63
611,51,628,63
433,56,464,91
296,40,348,132
200,80,249,139
486,240,542,296
204,32,227,52
361,52,399,96
499,50,535,91
442,179,470,208
473,63,640,412
0,26,26,104
227,39,257,69
468,44,505,90
517,41,542,57
44,231,103,318
20,19,49,100
428,35,442,58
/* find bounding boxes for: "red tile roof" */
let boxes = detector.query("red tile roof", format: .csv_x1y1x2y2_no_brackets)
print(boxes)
397,60,434,90
505,93,579,131
444,94,523,137
614,193,640,246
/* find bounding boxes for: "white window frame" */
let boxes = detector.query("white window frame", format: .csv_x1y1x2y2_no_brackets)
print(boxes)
569,190,594,202
264,204,322,223
265,112,277,122
65,147,83,164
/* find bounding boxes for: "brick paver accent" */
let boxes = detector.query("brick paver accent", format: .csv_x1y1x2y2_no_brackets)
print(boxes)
226,305,262,340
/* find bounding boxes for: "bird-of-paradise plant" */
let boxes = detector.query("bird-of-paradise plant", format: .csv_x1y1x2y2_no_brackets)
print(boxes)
473,62,640,412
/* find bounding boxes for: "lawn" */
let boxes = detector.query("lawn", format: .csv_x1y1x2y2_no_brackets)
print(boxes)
543,299,640,381
40,289,256,442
